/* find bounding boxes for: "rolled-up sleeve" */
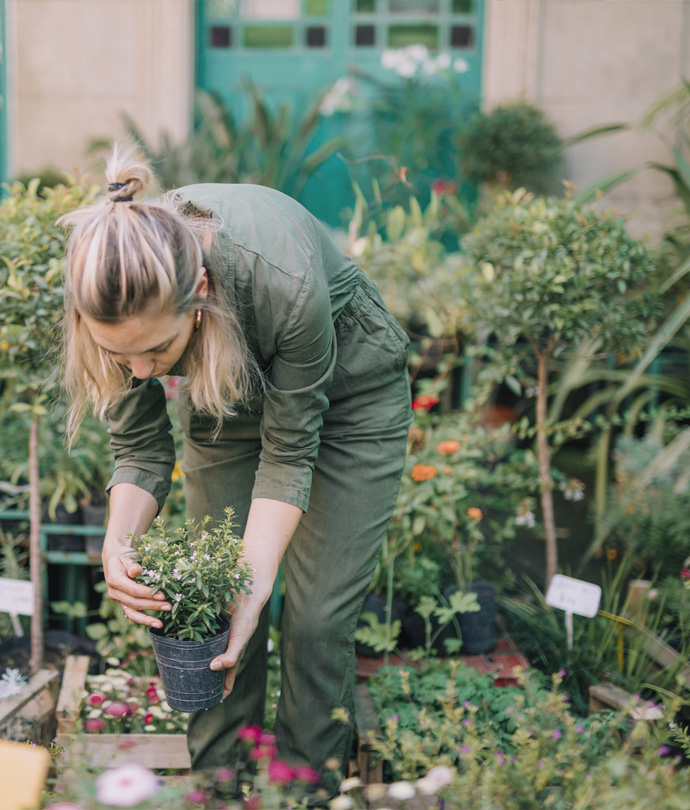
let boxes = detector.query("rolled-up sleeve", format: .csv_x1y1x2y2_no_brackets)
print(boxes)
252,256,336,512
105,378,175,512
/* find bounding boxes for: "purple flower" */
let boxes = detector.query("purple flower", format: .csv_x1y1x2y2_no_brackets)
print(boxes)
505,706,514,714
459,745,472,755
462,701,473,708
576,725,585,734
659,745,670,757
462,719,472,727
557,668,566,677
552,729,562,740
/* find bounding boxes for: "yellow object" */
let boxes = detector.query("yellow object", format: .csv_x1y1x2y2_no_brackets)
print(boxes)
0,739,50,810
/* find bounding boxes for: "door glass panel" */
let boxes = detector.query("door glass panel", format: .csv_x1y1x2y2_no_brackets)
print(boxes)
306,26,327,47
355,24,376,46
243,25,295,47
356,0,376,13
240,0,299,19
207,0,239,18
451,0,472,12
210,25,232,47
450,25,473,47
387,24,438,49
389,0,439,15
305,0,329,16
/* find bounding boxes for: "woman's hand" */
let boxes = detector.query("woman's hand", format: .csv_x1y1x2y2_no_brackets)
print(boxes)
210,592,264,699
102,542,171,629
102,482,170,628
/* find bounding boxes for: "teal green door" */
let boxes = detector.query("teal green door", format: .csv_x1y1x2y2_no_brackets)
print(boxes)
0,0,8,187
197,0,484,225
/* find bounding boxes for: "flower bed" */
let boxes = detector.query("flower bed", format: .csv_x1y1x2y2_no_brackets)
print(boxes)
56,655,190,769
0,667,60,747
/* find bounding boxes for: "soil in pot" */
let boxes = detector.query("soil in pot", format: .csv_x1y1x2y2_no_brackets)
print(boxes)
150,615,230,712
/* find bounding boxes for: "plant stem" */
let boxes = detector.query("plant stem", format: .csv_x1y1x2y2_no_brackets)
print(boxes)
537,350,558,589
29,414,43,673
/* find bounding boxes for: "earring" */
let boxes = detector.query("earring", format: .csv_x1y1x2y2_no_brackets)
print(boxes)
194,308,203,330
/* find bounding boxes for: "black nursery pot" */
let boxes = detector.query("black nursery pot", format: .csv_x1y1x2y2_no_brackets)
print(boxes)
433,581,498,656
356,593,408,658
149,615,230,712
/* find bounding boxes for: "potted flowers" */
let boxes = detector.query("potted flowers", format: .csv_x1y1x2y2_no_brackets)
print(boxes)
130,508,252,712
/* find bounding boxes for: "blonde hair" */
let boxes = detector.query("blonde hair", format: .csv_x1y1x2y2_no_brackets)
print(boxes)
60,143,257,442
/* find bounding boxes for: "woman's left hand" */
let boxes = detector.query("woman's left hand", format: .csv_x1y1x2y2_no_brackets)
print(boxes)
210,592,264,699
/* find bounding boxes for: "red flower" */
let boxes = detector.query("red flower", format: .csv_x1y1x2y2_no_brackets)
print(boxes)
412,395,439,412
83,718,106,733
432,180,459,197
145,687,160,704
681,568,690,580
237,725,262,742
268,759,295,785
88,693,105,707
144,713,154,724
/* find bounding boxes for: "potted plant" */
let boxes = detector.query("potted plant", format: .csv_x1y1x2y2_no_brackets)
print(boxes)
129,508,252,712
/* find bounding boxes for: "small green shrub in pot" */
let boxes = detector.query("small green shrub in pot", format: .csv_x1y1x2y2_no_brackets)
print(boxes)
129,508,252,711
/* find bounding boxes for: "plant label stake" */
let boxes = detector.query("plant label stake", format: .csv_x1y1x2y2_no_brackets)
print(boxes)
0,576,34,637
546,574,601,649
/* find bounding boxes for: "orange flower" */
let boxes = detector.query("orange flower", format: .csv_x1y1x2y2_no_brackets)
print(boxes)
437,440,461,455
413,542,422,553
410,464,438,482
441,465,454,475
606,547,618,561
466,507,483,522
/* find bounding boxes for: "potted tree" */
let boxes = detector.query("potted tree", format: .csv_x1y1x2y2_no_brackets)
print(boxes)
130,508,253,712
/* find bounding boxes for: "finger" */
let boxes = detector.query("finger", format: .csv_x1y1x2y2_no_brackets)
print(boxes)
123,604,165,630
109,583,172,613
222,668,237,700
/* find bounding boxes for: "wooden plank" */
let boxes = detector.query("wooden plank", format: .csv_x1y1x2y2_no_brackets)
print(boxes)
353,682,383,785
0,669,59,725
56,655,90,732
57,733,191,769
588,683,662,720
638,629,690,689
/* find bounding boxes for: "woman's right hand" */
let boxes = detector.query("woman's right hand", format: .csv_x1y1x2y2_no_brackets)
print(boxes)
102,542,171,629
102,483,171,629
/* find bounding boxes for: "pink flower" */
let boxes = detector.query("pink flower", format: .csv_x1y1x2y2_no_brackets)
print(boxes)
294,765,320,783
552,729,562,739
96,764,160,807
83,718,106,733
145,687,160,704
144,712,154,724
186,789,207,803
45,804,84,810
267,759,295,785
88,693,105,707
104,701,131,718
250,744,277,760
680,568,690,580
258,731,277,746
244,797,262,810
215,766,235,782
237,725,262,742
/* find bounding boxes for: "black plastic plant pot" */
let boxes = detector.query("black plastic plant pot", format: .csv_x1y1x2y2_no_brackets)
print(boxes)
149,614,230,712
456,581,498,655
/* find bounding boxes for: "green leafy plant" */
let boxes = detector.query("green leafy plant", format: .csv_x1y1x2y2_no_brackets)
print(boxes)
459,101,564,195
130,509,252,642
0,176,99,670
459,189,659,587
91,83,348,201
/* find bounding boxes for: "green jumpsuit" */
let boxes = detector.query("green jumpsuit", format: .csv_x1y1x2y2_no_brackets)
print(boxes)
105,184,412,794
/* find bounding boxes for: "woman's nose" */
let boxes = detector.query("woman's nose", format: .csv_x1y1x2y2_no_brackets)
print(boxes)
130,357,155,379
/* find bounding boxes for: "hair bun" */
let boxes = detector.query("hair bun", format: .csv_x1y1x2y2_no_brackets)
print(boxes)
104,142,154,201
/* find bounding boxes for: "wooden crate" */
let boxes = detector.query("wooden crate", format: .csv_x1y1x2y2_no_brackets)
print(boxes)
56,655,191,770
0,668,60,747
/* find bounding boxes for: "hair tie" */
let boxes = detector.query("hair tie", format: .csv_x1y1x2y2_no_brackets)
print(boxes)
108,182,133,202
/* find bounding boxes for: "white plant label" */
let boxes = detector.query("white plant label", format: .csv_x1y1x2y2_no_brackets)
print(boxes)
0,577,34,616
546,574,601,617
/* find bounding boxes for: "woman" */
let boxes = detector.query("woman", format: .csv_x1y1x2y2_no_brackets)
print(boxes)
60,145,411,795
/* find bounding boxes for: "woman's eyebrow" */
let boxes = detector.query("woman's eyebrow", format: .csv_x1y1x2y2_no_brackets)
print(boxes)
101,336,175,355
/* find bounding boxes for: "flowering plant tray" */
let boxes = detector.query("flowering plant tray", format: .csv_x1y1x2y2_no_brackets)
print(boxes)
56,655,191,769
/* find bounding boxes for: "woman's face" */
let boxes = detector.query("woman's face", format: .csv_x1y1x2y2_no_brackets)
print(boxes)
82,304,197,380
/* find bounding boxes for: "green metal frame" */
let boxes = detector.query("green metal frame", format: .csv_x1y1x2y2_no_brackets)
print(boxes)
0,0,8,187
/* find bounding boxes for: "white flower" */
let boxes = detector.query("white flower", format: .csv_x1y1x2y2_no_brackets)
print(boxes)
407,44,429,64
515,511,536,528
381,49,402,70
396,59,418,78
435,52,451,70
174,593,183,602
453,57,470,73
387,781,416,800
340,777,362,792
145,724,156,732
422,765,454,791
96,764,160,807
0,668,27,700
267,638,274,653
330,796,353,810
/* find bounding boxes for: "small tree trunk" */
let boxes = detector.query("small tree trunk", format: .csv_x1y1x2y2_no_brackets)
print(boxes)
536,351,558,590
29,414,43,673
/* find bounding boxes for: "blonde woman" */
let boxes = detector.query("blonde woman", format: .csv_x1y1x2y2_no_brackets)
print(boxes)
60,145,411,795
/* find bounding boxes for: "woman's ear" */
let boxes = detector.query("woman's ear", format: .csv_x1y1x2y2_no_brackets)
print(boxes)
196,266,209,300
